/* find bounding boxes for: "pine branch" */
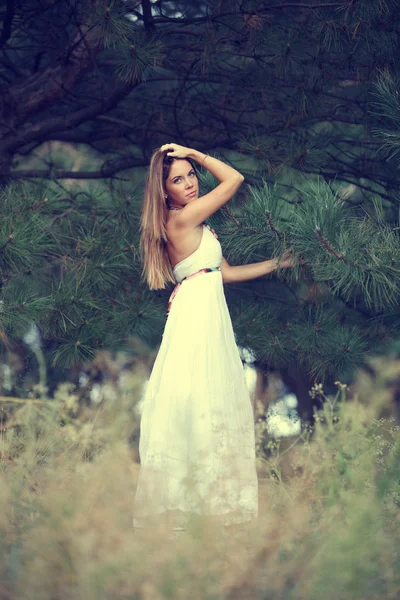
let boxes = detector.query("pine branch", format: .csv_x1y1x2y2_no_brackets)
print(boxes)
0,0,15,50
302,170,397,203
38,130,123,144
315,227,345,260
3,156,147,180
2,82,137,154
147,4,343,26
141,0,156,32
265,210,283,240
3,26,100,128
268,2,343,7
0,234,14,251
221,204,240,224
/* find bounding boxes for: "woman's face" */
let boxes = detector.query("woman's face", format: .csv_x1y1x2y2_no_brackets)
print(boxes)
164,159,199,207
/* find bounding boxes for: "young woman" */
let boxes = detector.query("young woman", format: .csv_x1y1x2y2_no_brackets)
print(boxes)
134,143,294,532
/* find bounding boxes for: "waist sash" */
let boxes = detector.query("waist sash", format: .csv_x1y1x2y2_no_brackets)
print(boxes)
166,266,221,318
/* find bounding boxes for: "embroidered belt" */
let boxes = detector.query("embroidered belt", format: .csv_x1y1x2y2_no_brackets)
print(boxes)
166,266,221,318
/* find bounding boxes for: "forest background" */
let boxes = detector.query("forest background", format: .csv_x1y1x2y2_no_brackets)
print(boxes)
0,0,400,421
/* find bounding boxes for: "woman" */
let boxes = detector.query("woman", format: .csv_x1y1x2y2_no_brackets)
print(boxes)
134,143,294,532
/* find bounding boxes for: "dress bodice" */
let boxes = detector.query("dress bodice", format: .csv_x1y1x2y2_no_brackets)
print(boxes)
172,224,222,283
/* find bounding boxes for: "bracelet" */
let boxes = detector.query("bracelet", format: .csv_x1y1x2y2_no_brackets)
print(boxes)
200,154,209,168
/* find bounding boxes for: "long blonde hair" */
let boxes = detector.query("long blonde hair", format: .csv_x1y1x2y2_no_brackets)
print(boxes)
139,149,195,290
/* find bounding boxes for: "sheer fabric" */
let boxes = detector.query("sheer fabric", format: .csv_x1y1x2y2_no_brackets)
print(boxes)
133,224,258,528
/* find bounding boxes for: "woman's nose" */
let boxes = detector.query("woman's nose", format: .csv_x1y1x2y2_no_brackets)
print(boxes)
185,179,193,188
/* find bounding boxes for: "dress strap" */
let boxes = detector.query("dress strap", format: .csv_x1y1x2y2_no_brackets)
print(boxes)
166,266,221,318
205,223,218,239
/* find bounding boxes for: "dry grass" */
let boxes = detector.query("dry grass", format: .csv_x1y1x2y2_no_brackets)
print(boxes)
0,357,399,599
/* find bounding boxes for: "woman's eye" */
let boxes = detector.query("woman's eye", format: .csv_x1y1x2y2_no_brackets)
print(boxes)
173,178,181,183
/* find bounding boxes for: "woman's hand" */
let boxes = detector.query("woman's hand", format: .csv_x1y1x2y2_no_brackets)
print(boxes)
160,142,193,159
277,249,299,269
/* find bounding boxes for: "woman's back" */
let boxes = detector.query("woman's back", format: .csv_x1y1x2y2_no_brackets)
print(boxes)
166,214,205,270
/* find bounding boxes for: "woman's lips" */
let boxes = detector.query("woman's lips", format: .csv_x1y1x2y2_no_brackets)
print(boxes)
187,191,197,198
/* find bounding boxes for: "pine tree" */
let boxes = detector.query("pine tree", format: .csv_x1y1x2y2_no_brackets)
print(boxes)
0,1,400,418
1,0,400,194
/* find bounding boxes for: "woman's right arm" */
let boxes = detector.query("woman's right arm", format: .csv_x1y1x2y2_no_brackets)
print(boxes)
188,149,244,186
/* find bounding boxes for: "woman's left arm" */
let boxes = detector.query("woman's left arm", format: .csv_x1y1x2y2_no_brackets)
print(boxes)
222,251,295,284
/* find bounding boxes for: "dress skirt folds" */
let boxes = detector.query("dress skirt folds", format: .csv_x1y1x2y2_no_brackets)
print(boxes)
133,223,258,528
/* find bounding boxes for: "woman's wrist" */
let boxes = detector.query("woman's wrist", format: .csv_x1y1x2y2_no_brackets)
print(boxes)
188,149,207,164
270,258,279,272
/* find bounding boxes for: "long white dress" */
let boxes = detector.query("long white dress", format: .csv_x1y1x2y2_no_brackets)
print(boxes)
133,223,258,528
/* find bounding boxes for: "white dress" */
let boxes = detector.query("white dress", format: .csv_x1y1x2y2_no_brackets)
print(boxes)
133,223,258,528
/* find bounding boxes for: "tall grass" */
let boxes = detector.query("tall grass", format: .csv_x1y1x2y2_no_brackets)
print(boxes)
0,357,399,599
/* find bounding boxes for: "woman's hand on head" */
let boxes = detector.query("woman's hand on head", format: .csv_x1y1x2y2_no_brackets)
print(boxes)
160,143,192,159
